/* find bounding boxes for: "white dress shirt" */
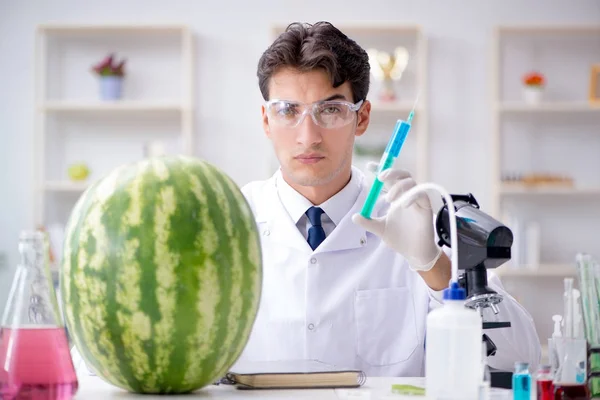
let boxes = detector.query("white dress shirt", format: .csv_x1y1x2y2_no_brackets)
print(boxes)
276,169,362,240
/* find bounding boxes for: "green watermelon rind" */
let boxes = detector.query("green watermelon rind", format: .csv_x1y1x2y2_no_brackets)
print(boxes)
59,156,262,394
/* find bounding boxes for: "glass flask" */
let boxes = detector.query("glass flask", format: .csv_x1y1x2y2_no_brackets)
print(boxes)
0,230,78,400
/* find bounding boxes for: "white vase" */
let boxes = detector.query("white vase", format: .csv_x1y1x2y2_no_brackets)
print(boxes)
523,86,543,105
99,76,123,100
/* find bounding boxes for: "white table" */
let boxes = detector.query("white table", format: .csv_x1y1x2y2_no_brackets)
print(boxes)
73,375,512,399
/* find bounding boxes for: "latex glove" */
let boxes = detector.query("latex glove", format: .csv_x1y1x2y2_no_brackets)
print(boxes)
352,162,442,271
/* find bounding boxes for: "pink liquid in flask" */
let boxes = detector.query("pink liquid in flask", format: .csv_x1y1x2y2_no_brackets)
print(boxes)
0,326,78,400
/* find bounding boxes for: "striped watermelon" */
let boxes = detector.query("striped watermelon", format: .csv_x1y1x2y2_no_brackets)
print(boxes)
60,155,262,394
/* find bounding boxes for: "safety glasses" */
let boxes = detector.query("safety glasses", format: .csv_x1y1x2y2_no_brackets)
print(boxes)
265,99,363,129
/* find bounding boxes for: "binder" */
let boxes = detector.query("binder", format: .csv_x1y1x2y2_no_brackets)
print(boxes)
220,359,367,390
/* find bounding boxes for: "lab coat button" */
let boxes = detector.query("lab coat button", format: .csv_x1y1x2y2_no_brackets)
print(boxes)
360,237,366,246
263,229,270,236
310,257,317,264
308,323,315,330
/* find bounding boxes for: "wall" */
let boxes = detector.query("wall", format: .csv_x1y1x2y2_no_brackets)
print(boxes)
0,0,599,339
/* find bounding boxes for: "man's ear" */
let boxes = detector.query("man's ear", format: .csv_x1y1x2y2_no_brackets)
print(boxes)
261,104,271,138
355,100,371,137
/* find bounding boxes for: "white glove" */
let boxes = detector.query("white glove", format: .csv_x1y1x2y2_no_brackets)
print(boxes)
352,162,442,272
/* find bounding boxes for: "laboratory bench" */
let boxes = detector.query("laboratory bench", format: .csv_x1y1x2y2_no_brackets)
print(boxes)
73,374,513,399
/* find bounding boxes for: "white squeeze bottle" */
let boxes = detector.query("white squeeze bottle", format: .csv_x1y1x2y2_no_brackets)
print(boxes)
425,281,483,400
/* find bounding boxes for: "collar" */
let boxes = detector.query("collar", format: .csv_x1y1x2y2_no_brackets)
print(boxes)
275,166,363,225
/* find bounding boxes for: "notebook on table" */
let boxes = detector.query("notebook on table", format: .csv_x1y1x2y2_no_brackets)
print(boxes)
222,359,367,390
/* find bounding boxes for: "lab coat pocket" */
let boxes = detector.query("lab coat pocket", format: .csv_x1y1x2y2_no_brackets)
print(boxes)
354,287,418,366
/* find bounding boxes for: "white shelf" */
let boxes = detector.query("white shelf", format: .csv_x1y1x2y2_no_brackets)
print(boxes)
37,24,189,35
491,25,600,217
41,100,187,113
44,181,90,192
497,102,600,113
497,25,600,34
495,264,577,277
35,24,194,227
490,25,600,346
499,183,600,196
271,23,423,36
370,101,419,114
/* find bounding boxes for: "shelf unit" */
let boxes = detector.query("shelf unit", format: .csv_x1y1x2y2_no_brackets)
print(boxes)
40,100,188,113
268,23,428,183
497,102,600,113
491,24,600,218
490,24,600,255
499,183,600,196
495,263,576,278
34,24,194,270
490,25,600,343
44,181,90,193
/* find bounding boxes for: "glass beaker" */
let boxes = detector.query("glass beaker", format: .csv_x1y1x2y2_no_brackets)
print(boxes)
554,337,588,385
552,338,590,400
552,382,590,400
0,230,78,400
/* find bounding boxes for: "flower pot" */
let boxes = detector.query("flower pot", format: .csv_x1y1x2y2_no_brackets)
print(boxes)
99,76,123,100
522,86,543,105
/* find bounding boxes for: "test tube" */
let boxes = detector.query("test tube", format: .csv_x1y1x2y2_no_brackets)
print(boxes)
564,278,574,338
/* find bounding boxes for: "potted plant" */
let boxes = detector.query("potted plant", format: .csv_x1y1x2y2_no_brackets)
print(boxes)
522,71,545,105
91,53,126,100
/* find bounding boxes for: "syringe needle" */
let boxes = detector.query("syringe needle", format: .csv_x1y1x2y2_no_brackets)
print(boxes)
407,92,420,123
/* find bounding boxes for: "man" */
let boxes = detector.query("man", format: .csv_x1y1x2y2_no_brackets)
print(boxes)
236,21,541,377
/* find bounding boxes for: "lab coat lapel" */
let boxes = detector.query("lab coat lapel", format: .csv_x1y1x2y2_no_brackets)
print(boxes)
254,177,313,253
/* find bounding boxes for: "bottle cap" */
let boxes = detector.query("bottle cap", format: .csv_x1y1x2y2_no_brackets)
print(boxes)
537,364,551,372
514,362,529,374
443,281,466,300
552,315,562,337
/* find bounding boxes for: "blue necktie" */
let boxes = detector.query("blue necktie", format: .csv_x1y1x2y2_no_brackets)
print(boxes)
306,206,326,250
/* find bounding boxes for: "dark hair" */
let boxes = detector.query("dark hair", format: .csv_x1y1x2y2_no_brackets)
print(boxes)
257,21,370,103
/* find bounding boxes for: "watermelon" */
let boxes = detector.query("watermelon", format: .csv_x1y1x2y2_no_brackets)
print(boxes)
59,155,262,394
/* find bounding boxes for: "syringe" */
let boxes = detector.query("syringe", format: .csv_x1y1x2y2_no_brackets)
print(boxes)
359,96,418,219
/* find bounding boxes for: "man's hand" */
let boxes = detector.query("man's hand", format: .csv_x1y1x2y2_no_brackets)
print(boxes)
352,162,442,272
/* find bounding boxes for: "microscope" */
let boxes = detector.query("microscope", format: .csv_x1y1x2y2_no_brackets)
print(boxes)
434,193,515,389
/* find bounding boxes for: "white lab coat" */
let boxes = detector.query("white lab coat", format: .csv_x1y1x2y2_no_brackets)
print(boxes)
234,167,541,377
